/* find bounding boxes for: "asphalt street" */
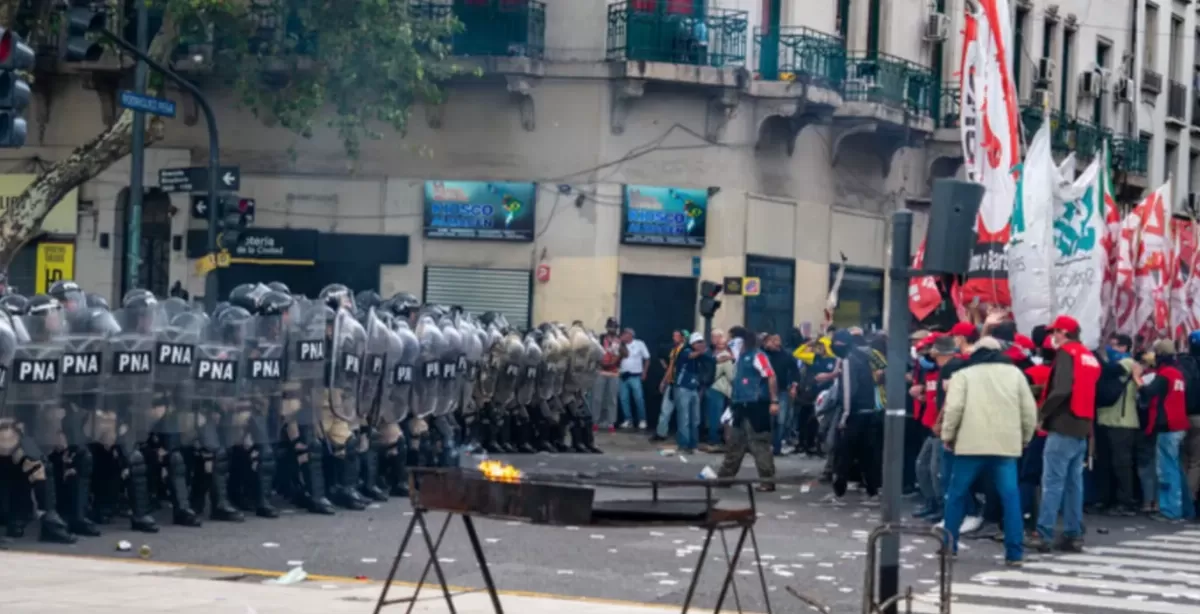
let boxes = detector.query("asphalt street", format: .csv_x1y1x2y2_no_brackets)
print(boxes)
9,432,1200,614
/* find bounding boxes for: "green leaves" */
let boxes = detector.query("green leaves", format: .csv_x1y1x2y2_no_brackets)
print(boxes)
168,0,465,157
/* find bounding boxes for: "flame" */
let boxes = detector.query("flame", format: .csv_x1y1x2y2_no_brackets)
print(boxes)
478,460,522,483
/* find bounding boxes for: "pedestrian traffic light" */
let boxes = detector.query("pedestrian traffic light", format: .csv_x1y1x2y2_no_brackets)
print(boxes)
65,0,106,62
699,280,722,318
219,198,251,246
0,28,33,148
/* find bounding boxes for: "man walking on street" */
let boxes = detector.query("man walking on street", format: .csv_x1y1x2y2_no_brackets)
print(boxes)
940,336,1037,566
672,332,713,454
764,333,799,456
617,328,651,430
1031,315,1100,553
716,328,779,491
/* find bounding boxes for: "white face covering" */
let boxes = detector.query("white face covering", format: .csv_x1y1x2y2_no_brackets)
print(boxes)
730,337,744,360
910,347,919,361
1030,356,1044,366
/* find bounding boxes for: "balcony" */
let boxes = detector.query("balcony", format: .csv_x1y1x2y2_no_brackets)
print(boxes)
934,82,960,128
1168,79,1187,123
409,0,544,60
1019,105,1070,152
841,52,936,119
1143,68,1163,95
1111,136,1149,176
753,26,845,91
606,1,748,68
1070,117,1110,161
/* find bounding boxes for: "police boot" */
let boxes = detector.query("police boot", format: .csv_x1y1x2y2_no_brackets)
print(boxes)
140,442,163,513
63,447,100,537
581,416,603,454
387,443,410,498
480,416,501,455
342,447,371,508
299,444,336,515
167,450,201,527
31,459,75,544
126,451,160,534
570,420,590,453
515,417,537,454
252,446,279,519
88,444,119,524
359,445,388,503
551,421,572,454
209,450,245,522
326,451,363,511
228,447,254,512
5,477,31,539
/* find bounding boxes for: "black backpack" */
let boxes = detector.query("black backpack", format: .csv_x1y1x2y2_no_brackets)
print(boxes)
1094,357,1131,409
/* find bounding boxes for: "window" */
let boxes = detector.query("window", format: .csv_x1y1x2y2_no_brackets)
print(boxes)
1166,141,1179,201
1095,40,1111,125
1041,19,1055,58
1060,28,1074,113
866,0,880,54
1145,4,1159,71
829,266,884,331
1014,8,1029,96
1170,15,1183,80
837,0,849,40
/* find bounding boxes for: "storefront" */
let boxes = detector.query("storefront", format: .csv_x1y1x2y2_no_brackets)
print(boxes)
830,265,885,331
0,174,80,295
423,266,532,329
744,254,795,336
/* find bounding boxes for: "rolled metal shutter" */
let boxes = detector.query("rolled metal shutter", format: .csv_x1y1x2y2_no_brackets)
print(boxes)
423,266,532,330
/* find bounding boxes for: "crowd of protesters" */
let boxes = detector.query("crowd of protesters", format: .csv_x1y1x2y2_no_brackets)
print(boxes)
591,311,1200,567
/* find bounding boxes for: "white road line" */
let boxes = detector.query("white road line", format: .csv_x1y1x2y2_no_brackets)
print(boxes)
977,569,1200,599
1086,547,1200,562
1124,541,1200,552
907,598,1081,614
1060,554,1200,573
951,583,1200,613
1023,562,1200,585
1175,531,1200,538
1149,535,1200,544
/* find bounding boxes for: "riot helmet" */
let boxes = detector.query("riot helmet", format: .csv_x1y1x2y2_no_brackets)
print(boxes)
0,294,28,316
356,290,382,313
267,281,291,294
122,288,155,306
0,312,16,364
118,293,161,334
85,292,110,310
24,295,65,340
171,310,208,333
229,283,268,314
259,290,294,316
389,292,420,315
49,280,86,312
216,305,253,345
319,283,354,312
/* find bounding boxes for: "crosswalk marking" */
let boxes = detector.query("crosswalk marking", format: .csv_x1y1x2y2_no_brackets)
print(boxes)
978,569,1200,599
1149,535,1200,544
1086,547,1200,562
907,599,1082,614
1058,554,1200,573
1022,561,1200,585
951,582,1200,613
1124,540,1200,553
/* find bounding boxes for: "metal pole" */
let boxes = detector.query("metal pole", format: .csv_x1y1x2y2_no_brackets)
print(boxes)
880,209,913,614
125,0,149,295
101,29,221,313
703,315,712,341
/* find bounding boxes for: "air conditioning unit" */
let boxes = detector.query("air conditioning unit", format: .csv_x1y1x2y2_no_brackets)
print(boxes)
1079,70,1102,98
924,12,950,42
1030,88,1053,109
1114,77,1135,103
1037,57,1057,85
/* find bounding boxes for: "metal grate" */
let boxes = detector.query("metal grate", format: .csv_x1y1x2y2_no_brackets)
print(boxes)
423,266,531,330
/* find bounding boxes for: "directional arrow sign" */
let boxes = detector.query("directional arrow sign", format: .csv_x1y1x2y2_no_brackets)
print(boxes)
159,166,241,193
190,195,210,219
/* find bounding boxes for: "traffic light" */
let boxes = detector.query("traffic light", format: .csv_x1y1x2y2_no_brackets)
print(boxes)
218,197,255,246
65,1,106,62
699,280,722,318
0,29,33,148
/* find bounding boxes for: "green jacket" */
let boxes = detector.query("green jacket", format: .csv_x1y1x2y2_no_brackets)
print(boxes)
1096,357,1139,429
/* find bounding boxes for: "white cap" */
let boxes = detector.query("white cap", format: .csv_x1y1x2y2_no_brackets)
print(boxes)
689,332,705,345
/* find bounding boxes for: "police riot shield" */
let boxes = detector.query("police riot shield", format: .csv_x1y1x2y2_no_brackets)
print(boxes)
476,322,503,404
462,319,486,401
0,315,17,416
434,318,463,418
388,321,419,424
61,308,112,402
548,327,569,396
192,314,247,413
327,309,366,425
108,305,162,444
413,315,445,419
536,328,557,402
492,331,524,409
516,333,542,407
285,298,328,427
359,308,394,426
565,325,592,396
245,311,286,446
155,305,205,438
13,310,67,449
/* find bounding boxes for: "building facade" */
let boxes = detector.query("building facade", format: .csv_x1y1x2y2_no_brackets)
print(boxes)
0,0,1169,348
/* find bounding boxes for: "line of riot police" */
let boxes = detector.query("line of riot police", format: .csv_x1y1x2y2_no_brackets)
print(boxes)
0,279,606,544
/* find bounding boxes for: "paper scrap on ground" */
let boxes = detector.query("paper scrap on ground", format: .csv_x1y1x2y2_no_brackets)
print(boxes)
590,534,604,540
660,580,679,585
262,542,280,549
263,567,307,585
557,570,574,575
287,560,303,567
485,538,500,544
361,558,377,564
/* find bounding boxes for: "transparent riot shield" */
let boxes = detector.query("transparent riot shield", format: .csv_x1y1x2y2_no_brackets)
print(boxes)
13,309,67,449
565,325,592,396
435,318,462,418
245,311,287,447
326,309,366,426
285,298,328,428
461,320,484,406
155,306,205,441
108,305,163,444
413,315,445,419
388,321,420,424
0,316,17,422
492,331,524,409
536,329,557,402
475,323,503,404
192,314,248,416
550,328,569,395
516,334,542,407
359,308,394,426
61,308,111,403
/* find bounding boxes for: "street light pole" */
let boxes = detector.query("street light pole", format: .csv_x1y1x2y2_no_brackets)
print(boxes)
124,0,149,295
100,29,221,312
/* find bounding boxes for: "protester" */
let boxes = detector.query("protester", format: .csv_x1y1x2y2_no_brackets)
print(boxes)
671,332,712,454
592,317,624,431
715,328,778,491
617,327,651,430
829,329,882,506
935,322,983,534
702,329,734,452
1031,315,1100,553
764,333,800,456
652,330,688,443
1178,332,1200,511
1139,339,1192,521
940,335,1038,566
912,334,954,521
1092,333,1140,516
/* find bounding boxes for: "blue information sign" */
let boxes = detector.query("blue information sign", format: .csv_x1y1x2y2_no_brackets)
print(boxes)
119,90,177,118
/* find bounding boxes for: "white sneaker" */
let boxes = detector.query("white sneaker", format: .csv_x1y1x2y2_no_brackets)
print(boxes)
617,421,632,429
820,493,847,507
934,519,945,529
960,515,983,534
638,420,647,430
862,495,880,507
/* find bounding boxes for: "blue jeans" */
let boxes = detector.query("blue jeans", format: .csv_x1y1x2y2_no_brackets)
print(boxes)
916,436,941,511
939,447,978,517
772,397,791,454
618,375,647,424
1037,432,1088,541
943,455,1024,561
674,387,701,450
704,389,727,445
1157,431,1188,519
656,386,676,437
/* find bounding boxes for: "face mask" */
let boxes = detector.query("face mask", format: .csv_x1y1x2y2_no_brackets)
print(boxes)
918,357,936,371
1030,356,1044,366
831,343,850,359
910,347,918,361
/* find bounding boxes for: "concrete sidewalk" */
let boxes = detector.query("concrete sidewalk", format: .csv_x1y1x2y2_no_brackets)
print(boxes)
0,551,681,614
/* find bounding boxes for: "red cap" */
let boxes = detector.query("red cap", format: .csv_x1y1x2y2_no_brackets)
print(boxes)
915,333,942,350
949,322,978,338
1049,315,1081,334
1014,334,1035,351
1042,336,1056,350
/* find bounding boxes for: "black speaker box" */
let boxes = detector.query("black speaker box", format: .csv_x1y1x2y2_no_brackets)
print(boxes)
923,179,985,275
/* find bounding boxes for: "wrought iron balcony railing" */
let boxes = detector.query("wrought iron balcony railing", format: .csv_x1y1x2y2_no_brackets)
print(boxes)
1111,135,1149,176
934,82,960,128
1019,105,1071,151
753,26,844,90
606,1,748,68
842,51,936,118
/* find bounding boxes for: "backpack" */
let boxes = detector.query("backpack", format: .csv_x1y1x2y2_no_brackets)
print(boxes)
1178,355,1200,414
1094,358,1131,409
